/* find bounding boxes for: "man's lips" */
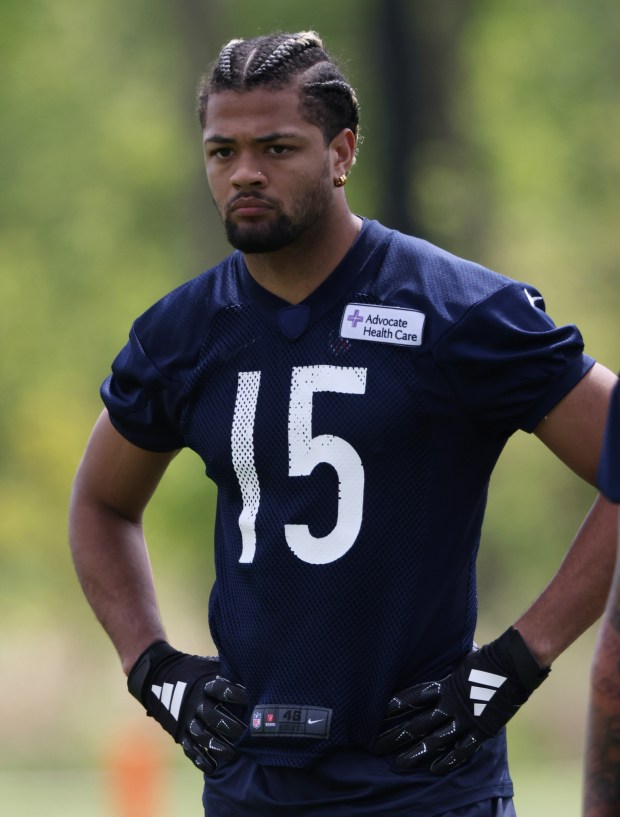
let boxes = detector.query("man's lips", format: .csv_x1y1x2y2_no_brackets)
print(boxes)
227,197,273,218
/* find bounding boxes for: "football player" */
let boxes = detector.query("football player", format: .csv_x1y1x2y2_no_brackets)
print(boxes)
583,380,620,817
69,31,618,817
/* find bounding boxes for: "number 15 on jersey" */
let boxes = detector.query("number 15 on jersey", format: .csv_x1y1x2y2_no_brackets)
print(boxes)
231,365,367,565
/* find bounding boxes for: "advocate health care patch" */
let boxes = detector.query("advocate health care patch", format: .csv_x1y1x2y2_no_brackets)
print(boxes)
340,303,425,347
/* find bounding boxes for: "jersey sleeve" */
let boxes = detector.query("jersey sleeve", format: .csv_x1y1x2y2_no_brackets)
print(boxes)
99,273,213,452
597,378,620,502
433,281,595,435
101,319,186,451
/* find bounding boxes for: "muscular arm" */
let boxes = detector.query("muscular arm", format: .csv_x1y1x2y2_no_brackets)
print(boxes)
69,410,179,674
514,362,619,666
583,508,620,817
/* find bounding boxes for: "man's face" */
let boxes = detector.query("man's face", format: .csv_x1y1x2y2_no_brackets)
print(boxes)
203,85,336,253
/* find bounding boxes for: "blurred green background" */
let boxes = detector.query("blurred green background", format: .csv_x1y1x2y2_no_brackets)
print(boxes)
2,0,619,814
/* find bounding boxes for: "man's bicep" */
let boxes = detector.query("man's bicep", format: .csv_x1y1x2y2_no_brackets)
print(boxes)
72,409,179,522
534,362,618,484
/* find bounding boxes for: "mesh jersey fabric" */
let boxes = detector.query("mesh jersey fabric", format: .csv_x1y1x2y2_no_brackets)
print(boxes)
102,219,593,809
598,377,620,502
202,746,514,817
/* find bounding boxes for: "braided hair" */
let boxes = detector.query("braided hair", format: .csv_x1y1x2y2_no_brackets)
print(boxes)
197,32,360,148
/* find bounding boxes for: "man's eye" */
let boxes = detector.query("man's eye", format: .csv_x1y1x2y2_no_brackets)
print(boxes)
267,145,292,155
210,147,233,158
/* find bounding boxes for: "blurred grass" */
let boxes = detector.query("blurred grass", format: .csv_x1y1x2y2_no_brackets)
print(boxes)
0,759,581,816
512,760,582,817
0,766,203,817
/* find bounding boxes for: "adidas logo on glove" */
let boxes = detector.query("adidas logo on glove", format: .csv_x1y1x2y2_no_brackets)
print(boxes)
151,681,187,720
127,641,247,775
467,669,506,716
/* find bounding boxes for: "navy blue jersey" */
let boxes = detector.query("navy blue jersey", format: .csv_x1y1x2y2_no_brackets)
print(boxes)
102,219,593,813
598,378,620,502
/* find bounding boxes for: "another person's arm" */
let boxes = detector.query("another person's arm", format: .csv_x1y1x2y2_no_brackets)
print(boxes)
583,377,620,817
583,513,620,817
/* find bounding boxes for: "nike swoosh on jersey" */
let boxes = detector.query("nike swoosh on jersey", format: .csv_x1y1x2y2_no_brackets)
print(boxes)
524,288,544,310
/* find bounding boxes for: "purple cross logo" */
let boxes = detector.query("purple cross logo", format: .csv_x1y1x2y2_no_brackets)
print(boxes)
347,309,363,328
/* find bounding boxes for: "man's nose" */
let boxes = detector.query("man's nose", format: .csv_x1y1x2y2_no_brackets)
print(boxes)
230,160,267,189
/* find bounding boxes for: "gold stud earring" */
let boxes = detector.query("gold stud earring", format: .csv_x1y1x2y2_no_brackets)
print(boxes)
334,174,347,188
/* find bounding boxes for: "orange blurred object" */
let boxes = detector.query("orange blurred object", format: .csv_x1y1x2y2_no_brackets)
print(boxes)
105,726,168,817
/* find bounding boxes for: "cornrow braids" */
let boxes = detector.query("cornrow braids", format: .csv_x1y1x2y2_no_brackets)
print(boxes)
300,63,360,145
217,38,244,83
248,32,323,79
197,31,360,149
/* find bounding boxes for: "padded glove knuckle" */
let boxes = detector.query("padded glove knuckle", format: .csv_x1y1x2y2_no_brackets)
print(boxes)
127,640,247,774
376,627,550,775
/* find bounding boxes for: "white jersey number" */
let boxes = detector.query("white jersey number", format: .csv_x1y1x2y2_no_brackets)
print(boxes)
231,365,367,565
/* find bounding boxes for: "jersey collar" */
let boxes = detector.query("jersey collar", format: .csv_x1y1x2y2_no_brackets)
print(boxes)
235,219,390,339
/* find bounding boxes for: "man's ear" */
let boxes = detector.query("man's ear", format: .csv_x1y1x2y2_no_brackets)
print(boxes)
330,128,357,180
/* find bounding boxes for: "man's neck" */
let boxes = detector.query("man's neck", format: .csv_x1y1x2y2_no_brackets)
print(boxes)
242,212,363,304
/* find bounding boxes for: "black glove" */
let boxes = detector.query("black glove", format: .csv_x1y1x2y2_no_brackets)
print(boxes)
375,627,550,775
127,640,247,774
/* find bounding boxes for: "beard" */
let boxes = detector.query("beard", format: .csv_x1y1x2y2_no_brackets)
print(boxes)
221,166,333,254
224,211,307,253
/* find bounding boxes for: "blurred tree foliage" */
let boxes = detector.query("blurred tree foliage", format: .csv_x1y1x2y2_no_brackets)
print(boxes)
1,0,619,711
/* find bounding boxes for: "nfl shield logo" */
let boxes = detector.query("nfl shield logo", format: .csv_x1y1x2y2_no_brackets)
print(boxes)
252,711,262,730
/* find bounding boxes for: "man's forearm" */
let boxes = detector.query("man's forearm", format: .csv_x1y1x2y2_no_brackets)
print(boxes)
514,495,617,667
69,498,166,674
